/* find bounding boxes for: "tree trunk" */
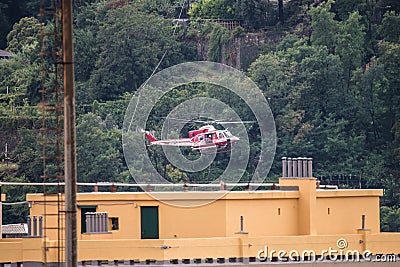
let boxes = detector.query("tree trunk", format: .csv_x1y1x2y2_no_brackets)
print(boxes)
278,0,284,23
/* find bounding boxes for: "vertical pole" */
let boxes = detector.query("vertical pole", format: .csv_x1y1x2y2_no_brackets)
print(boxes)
27,216,32,236
5,143,8,166
39,216,43,237
361,214,365,230
100,213,105,233
33,216,38,236
297,158,302,178
307,158,313,178
281,157,287,178
292,158,297,177
235,215,248,234
302,158,307,178
105,213,109,233
63,0,77,266
0,185,2,239
86,213,91,233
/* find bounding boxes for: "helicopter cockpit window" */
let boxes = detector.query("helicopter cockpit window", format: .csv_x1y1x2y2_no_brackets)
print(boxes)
205,134,213,143
223,131,232,138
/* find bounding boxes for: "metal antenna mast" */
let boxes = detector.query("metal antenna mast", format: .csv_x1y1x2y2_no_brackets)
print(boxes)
40,0,77,265
39,0,65,265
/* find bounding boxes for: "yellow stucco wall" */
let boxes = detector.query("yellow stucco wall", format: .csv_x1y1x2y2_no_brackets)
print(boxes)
316,190,381,234
26,185,383,242
278,178,382,236
0,239,23,262
28,194,64,240
279,178,318,235
160,199,227,239
225,197,299,237
2,180,399,264
1,233,400,263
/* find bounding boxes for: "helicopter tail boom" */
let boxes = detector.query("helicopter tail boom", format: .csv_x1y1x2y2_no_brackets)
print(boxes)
144,131,158,142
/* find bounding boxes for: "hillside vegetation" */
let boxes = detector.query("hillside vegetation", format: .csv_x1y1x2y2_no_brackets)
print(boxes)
0,0,399,231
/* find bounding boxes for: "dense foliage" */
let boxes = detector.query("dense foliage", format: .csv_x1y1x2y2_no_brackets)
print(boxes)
0,0,399,230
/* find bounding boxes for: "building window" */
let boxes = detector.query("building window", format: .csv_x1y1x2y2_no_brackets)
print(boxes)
79,206,97,233
110,217,119,230
86,212,109,233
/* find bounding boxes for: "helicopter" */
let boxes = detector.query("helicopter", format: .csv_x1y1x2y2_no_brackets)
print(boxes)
143,119,254,153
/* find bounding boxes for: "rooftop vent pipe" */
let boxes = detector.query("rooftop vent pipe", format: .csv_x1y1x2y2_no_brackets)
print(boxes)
282,157,313,178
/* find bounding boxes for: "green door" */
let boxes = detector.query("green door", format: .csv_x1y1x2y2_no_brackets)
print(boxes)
141,206,159,239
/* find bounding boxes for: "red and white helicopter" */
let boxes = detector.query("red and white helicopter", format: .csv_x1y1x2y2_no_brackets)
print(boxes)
144,119,254,153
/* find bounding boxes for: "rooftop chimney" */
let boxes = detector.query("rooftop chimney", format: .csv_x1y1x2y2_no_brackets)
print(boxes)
282,157,313,178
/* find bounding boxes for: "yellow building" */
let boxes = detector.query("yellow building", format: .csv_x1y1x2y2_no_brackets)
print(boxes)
27,182,382,241
0,159,399,265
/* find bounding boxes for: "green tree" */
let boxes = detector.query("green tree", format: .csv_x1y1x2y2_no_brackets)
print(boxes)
0,0,38,48
6,17,40,56
135,0,177,18
76,113,122,183
336,11,365,90
379,11,400,43
380,206,400,232
351,59,386,149
236,0,271,29
87,4,186,101
13,128,42,181
313,116,365,175
376,41,400,205
309,0,338,52
248,52,290,118
290,42,365,174
1,176,36,224
189,0,237,19
249,35,367,176
0,1,11,49
1,17,42,104
207,23,230,62
74,29,98,83
189,0,279,29
377,41,400,148
285,43,347,120
0,53,41,105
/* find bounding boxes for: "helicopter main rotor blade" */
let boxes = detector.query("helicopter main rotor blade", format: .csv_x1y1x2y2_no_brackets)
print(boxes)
213,121,256,124
159,117,205,123
160,117,255,125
